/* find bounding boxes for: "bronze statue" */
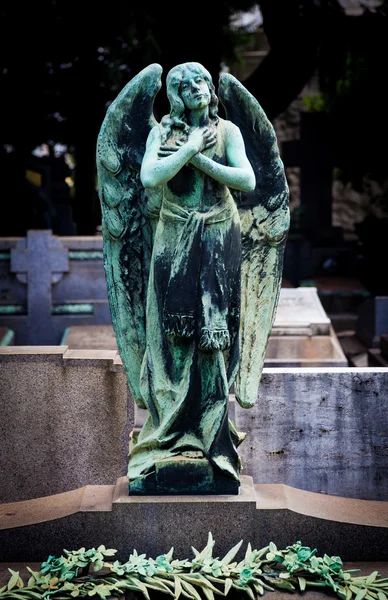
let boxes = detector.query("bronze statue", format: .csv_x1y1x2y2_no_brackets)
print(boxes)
96,62,289,495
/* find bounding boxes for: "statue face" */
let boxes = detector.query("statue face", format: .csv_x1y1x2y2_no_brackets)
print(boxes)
179,73,211,111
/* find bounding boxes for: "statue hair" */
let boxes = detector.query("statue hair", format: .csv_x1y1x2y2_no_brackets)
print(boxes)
160,62,219,140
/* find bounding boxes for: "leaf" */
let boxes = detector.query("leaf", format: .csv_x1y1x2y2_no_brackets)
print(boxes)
224,578,233,596
253,582,264,595
24,591,45,599
244,543,253,563
367,573,380,585
7,571,20,591
240,584,255,600
355,590,368,600
201,586,215,600
206,577,225,585
143,577,174,595
174,576,183,600
220,540,243,567
255,547,270,561
351,586,363,594
126,577,151,600
269,543,277,554
181,580,202,600
165,547,175,562
298,577,306,592
378,593,388,600
272,580,296,592
346,586,353,600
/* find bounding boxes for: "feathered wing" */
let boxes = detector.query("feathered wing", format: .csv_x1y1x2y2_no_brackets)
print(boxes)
96,64,162,406
218,72,290,409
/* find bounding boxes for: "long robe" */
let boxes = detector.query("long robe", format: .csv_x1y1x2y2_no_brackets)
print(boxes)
127,119,242,484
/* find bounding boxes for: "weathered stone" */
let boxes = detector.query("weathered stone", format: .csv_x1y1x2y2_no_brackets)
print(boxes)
0,347,131,503
235,367,388,500
272,287,331,335
0,232,110,344
0,477,387,562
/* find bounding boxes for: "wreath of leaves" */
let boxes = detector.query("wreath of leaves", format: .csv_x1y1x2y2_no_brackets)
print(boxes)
1,534,387,600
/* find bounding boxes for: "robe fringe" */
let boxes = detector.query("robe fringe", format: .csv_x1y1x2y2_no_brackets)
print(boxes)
164,313,195,337
199,328,230,351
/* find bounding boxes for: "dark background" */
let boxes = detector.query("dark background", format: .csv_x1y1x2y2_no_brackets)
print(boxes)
1,0,387,293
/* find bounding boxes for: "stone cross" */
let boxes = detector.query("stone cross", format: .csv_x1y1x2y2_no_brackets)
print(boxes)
10,230,69,344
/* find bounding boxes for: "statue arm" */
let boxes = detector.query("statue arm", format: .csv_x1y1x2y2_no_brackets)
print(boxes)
140,125,200,188
189,122,256,193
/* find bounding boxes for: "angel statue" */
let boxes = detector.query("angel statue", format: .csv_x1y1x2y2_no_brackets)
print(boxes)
96,61,289,495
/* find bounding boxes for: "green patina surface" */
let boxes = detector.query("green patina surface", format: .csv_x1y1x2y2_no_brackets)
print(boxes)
52,304,94,315
96,61,289,495
68,251,104,260
0,328,15,345
0,305,25,315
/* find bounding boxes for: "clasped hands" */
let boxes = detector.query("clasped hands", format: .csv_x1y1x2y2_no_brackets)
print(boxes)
158,127,216,161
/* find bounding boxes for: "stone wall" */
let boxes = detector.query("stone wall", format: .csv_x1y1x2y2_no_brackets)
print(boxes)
0,347,132,503
235,367,388,501
1,347,387,502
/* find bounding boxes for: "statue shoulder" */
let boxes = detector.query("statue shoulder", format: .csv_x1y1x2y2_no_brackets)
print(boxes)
146,123,162,146
219,118,244,145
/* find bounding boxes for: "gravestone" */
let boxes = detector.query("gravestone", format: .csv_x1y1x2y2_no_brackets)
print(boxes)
266,286,347,367
272,286,330,336
10,230,69,344
0,230,111,344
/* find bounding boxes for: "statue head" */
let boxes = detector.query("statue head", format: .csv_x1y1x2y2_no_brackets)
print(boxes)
161,62,219,136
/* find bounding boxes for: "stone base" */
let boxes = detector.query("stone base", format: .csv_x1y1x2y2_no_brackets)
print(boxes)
1,478,388,562
129,456,239,495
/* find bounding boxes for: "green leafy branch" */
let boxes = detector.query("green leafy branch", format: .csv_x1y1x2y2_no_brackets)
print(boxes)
1,535,387,600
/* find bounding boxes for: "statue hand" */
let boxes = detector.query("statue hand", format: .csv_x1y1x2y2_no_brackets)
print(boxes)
157,127,216,159
187,127,217,153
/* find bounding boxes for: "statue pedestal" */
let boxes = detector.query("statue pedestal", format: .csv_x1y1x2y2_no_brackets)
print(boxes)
112,475,256,557
128,456,239,495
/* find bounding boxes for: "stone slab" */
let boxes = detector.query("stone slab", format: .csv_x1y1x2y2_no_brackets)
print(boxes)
61,324,118,349
272,287,331,336
265,328,347,367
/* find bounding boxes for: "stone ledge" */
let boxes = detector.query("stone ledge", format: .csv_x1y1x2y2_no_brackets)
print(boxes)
2,479,387,531
255,484,388,527
0,346,123,368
